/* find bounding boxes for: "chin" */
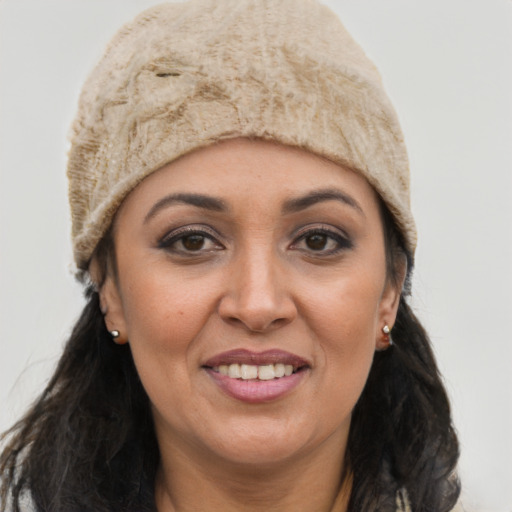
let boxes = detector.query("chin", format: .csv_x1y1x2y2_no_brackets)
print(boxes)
201,416,329,468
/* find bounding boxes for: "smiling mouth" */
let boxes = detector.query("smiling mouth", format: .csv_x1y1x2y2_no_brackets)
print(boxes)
210,363,304,381
203,350,310,402
202,349,310,381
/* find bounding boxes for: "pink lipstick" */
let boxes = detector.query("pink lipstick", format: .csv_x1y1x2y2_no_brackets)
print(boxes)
203,349,309,368
203,349,310,403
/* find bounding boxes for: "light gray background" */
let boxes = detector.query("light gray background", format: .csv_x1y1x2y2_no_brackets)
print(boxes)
1,1,511,510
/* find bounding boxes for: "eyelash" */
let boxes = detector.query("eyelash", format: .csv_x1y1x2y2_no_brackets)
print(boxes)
158,224,352,257
290,225,353,256
158,226,224,255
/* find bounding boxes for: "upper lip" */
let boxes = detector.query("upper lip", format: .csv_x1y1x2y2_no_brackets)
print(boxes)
203,349,310,369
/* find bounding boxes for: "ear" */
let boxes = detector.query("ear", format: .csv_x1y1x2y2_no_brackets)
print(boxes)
89,253,129,345
89,252,129,345
375,258,407,350
99,274,129,344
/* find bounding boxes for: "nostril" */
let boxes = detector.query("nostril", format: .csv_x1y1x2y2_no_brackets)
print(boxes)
225,315,288,334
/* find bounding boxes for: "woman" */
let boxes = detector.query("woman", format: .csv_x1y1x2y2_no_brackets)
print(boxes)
0,0,460,511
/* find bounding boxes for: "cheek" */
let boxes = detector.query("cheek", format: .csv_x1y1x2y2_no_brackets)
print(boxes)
121,263,213,341
118,266,219,390
302,266,384,345
119,271,219,427
300,267,384,399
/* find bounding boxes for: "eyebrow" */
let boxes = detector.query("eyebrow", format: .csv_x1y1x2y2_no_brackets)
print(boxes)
281,188,365,216
144,193,227,224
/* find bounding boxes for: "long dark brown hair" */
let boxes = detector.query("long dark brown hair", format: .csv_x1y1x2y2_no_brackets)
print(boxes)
0,203,460,511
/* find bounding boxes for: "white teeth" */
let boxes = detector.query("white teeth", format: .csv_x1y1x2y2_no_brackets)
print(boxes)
213,363,300,380
274,363,285,378
228,364,241,378
240,364,258,380
258,365,275,380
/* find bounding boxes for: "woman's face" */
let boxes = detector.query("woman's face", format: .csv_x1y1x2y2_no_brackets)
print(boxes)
101,138,402,469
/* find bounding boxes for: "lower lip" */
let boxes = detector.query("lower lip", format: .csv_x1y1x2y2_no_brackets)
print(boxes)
205,368,307,403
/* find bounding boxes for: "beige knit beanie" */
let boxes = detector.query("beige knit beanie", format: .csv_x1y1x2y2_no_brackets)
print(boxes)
67,0,416,271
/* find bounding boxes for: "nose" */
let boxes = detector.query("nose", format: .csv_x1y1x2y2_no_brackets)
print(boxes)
218,247,297,333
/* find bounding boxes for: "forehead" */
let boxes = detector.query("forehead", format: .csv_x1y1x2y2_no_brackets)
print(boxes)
119,138,381,215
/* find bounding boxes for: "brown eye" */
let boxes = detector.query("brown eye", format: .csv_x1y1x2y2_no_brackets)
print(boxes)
291,226,353,256
305,234,328,251
181,234,206,251
159,227,224,255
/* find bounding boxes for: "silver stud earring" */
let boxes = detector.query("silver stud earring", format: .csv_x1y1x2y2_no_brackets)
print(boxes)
382,325,393,346
110,330,120,339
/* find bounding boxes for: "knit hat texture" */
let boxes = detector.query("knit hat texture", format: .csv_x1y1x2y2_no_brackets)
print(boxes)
67,0,416,270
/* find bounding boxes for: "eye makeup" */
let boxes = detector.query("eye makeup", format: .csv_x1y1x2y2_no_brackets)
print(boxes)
290,223,354,257
158,225,225,256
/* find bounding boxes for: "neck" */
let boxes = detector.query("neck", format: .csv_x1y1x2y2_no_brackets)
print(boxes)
154,432,351,512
